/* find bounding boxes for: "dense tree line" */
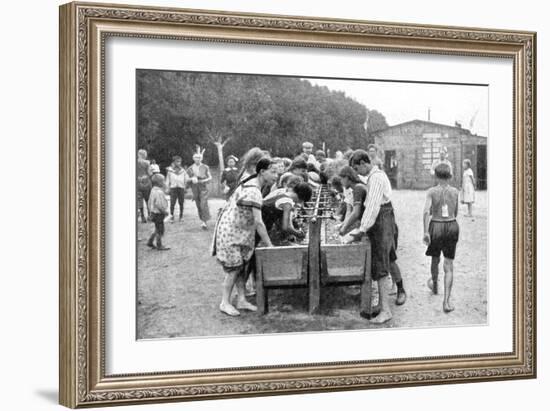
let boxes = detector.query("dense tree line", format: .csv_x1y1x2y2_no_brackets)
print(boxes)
137,70,388,170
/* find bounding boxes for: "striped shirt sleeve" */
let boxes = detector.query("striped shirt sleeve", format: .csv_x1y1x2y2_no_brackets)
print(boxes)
359,172,386,233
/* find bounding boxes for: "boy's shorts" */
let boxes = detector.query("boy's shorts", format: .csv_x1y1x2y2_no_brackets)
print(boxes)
150,213,166,236
425,220,460,259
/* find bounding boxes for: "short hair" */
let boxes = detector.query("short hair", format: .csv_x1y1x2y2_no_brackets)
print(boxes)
281,174,303,188
137,149,147,159
226,155,238,164
289,158,308,171
463,159,471,168
255,157,273,174
315,150,326,158
241,147,267,172
306,163,319,173
293,182,313,203
151,173,164,187
328,175,343,193
302,141,313,149
172,155,182,162
434,163,452,180
349,149,371,166
338,165,361,183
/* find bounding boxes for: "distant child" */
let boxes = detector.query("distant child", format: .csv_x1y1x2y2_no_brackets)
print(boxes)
461,159,476,217
166,155,189,222
423,163,459,312
220,155,239,200
147,174,170,251
136,149,152,223
149,159,161,175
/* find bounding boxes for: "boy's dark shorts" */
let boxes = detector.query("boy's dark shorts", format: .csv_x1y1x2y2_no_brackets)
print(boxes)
426,220,460,259
150,212,166,236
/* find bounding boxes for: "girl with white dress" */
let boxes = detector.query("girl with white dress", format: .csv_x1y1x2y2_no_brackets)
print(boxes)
461,159,475,217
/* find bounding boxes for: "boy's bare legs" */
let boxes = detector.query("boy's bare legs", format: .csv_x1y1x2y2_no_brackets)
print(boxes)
428,256,440,294
467,203,473,217
235,266,257,312
370,276,392,324
443,257,455,312
147,232,156,248
155,233,170,251
220,268,240,316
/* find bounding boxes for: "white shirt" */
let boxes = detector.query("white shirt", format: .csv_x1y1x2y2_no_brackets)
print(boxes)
359,166,392,233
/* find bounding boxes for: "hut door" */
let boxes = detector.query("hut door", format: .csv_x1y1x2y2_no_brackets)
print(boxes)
476,145,487,189
384,150,398,189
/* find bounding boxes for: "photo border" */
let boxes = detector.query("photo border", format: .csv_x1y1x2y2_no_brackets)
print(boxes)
59,2,536,407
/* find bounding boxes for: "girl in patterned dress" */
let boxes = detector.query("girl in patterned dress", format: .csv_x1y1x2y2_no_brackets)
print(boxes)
461,159,476,217
212,158,278,316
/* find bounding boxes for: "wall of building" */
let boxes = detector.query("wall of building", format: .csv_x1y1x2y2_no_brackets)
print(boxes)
375,121,486,189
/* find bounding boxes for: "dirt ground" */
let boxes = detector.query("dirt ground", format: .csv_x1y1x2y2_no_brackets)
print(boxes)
137,190,487,339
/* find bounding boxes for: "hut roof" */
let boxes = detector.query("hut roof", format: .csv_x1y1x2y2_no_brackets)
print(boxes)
374,119,486,138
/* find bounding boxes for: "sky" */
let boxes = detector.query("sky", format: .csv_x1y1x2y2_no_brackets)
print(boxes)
306,78,489,136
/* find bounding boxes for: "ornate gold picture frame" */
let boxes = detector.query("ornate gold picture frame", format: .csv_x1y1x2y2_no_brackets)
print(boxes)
59,1,536,408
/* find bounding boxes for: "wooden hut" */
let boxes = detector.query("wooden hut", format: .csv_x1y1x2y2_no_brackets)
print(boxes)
372,119,487,190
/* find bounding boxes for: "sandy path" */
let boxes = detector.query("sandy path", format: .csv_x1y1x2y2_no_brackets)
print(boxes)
137,190,487,339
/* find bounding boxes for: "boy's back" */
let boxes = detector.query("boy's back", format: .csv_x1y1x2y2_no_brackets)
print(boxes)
428,185,459,221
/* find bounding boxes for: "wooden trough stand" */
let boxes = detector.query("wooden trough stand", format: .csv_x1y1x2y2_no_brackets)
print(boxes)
255,186,373,316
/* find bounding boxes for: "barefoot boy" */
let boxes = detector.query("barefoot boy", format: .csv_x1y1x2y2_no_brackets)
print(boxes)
423,163,460,312
147,174,170,251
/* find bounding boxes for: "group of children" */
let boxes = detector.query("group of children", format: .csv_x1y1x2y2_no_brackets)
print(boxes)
137,150,213,251
139,140,477,318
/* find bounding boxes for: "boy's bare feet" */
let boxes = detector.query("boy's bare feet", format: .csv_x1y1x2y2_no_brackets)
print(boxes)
219,303,240,316
370,310,392,324
443,301,455,313
146,241,156,249
236,300,258,312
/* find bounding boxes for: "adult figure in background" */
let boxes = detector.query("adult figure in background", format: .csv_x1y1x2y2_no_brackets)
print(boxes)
166,155,189,222
461,159,476,217
221,155,239,200
349,150,407,323
187,153,212,230
137,149,152,223
431,147,453,177
212,158,277,316
298,141,314,162
367,144,384,168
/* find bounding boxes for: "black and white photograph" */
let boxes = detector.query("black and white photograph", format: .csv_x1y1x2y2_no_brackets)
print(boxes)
135,70,488,339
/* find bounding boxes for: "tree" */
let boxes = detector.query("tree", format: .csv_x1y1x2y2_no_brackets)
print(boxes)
136,71,387,173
